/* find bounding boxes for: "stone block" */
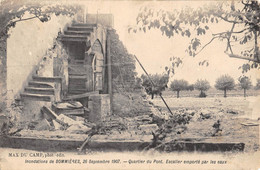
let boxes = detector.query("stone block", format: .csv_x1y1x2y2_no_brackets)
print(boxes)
88,94,111,122
138,124,159,134
0,114,9,134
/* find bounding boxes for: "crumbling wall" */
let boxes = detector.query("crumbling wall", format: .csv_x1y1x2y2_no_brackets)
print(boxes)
6,14,72,104
0,35,7,113
108,29,152,117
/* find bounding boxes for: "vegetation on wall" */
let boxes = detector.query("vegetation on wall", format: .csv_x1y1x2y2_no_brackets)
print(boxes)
0,0,80,112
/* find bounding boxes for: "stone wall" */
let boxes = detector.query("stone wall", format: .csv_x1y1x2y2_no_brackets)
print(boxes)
0,35,7,113
6,14,72,105
107,29,152,117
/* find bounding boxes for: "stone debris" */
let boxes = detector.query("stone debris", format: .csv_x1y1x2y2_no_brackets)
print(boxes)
52,120,62,130
138,124,159,135
0,114,9,134
135,115,153,124
52,101,84,115
67,124,91,134
226,109,239,114
241,122,259,126
35,119,52,131
57,114,78,126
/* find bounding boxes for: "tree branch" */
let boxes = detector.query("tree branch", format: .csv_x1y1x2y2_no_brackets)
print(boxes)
225,23,236,53
225,52,260,63
253,30,259,62
217,15,244,24
212,27,249,36
195,36,218,56
0,15,39,35
12,15,38,23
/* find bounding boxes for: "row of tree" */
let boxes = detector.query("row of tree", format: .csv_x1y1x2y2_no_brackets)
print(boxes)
138,74,260,99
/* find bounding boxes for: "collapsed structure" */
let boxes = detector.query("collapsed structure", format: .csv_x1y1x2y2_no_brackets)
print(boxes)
0,11,249,153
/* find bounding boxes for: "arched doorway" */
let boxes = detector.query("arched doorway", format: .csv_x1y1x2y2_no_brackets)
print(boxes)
91,40,104,92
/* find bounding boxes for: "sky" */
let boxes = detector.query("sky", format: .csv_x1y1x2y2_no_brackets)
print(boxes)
83,1,259,85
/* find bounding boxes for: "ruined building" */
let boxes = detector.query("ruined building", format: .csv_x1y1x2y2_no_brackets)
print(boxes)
0,12,118,125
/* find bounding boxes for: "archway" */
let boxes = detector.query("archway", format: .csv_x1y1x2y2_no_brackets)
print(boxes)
91,40,104,92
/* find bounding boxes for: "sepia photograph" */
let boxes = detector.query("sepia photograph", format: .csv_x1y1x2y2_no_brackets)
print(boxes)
0,0,260,169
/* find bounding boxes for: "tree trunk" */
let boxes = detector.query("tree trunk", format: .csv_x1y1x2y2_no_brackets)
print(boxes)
177,91,180,98
200,90,203,97
244,88,246,98
224,89,227,98
254,30,259,61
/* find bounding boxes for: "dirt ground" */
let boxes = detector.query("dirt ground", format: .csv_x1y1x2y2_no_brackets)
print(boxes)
151,96,260,152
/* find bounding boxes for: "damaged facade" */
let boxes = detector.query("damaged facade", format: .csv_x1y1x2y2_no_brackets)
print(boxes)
0,10,146,133
0,9,153,139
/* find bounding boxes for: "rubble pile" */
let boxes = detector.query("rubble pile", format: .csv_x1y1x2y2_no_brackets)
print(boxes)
142,106,246,151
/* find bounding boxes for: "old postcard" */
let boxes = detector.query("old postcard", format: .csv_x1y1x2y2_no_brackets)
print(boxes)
0,0,260,169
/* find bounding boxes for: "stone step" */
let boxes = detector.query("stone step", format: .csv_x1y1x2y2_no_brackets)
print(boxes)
67,27,94,32
72,23,97,27
58,35,90,42
24,87,55,95
69,75,88,79
32,76,62,83
68,89,88,95
28,81,54,88
64,30,91,36
20,93,53,101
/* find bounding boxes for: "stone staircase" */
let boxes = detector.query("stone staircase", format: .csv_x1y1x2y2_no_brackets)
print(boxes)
58,23,97,42
58,23,98,95
20,76,62,102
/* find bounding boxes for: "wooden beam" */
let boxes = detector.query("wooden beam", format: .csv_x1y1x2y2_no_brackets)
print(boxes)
41,106,58,119
63,91,99,100
107,30,113,114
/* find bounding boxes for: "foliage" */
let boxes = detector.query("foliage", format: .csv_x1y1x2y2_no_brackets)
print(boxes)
186,84,194,91
255,79,260,90
164,56,183,76
170,79,189,98
0,0,80,38
129,1,260,72
215,75,236,90
194,79,211,91
170,79,189,91
215,74,235,97
238,76,252,90
141,74,169,99
134,77,142,89
194,79,210,91
109,29,137,91
194,79,211,97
